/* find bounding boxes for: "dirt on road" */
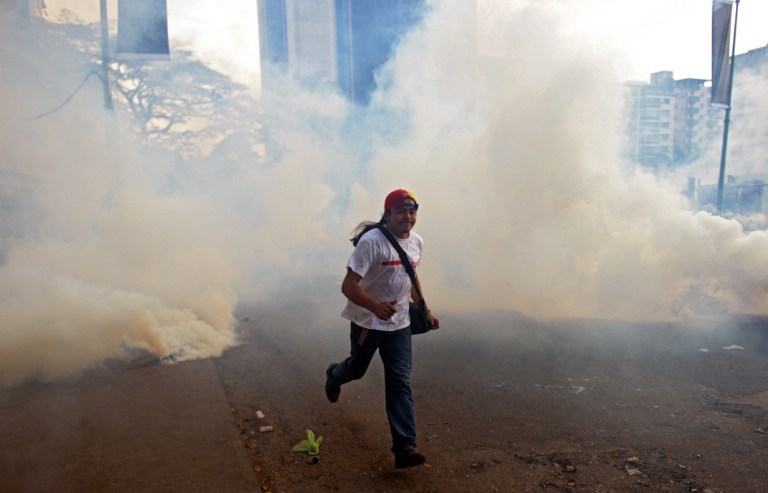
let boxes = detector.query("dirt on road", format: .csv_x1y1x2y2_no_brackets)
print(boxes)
214,301,768,493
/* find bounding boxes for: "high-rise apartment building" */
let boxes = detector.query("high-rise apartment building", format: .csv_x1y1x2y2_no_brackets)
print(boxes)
625,71,723,170
628,44,768,214
625,44,767,176
673,77,724,163
257,0,426,105
625,72,677,168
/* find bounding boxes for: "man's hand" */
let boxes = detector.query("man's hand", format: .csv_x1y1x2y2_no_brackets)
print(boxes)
428,312,440,330
342,268,398,321
371,300,397,321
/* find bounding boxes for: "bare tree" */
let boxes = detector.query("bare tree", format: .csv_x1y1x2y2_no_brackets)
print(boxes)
109,55,262,159
16,15,262,159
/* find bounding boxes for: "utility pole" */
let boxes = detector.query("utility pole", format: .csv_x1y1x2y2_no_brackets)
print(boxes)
99,0,114,111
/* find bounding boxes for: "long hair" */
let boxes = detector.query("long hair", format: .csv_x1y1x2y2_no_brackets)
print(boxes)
351,215,386,246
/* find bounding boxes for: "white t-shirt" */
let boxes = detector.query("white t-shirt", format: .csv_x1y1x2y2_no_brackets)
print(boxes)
341,228,423,331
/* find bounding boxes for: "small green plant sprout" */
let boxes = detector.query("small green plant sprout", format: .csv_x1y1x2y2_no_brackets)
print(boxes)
292,429,323,456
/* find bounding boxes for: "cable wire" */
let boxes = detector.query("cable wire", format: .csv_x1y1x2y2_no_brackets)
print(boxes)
0,70,107,121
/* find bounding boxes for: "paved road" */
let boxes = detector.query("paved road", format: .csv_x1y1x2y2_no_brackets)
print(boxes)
0,356,259,493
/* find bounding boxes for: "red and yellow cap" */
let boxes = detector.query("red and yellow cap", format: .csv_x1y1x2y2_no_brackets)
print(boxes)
384,189,418,211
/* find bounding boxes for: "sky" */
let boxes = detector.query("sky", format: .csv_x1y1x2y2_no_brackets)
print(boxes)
41,0,768,88
534,0,767,81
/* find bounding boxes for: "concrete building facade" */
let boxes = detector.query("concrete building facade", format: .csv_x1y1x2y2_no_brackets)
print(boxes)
257,0,426,105
625,71,723,171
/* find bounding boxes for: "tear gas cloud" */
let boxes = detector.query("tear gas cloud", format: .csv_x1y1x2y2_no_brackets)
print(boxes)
1,2,767,387
366,2,768,320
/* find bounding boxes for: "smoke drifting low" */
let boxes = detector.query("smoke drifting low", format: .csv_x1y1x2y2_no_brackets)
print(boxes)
1,2,767,387
0,114,242,386
0,16,245,386
368,2,768,321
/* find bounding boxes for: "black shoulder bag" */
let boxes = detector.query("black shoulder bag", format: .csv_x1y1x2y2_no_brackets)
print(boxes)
377,225,434,335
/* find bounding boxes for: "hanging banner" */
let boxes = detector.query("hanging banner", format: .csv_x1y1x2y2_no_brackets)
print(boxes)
711,0,733,107
116,0,170,60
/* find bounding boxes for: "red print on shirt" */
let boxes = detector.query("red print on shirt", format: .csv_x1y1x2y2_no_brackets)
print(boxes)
381,260,418,267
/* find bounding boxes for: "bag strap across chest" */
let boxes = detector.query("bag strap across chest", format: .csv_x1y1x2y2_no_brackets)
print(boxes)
376,225,424,302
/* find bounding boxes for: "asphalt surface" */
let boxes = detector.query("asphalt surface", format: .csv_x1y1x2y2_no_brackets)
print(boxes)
3,309,767,493
0,356,259,493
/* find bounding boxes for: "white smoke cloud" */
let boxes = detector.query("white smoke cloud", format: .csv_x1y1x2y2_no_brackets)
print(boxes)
0,15,245,386
2,1,767,388
364,1,768,320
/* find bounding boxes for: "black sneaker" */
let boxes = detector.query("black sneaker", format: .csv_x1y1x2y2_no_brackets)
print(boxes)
325,364,341,403
394,448,426,469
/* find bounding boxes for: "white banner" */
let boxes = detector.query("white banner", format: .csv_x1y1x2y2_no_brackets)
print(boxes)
711,0,734,107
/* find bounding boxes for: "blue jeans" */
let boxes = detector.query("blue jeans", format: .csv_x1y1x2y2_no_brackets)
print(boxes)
328,322,416,453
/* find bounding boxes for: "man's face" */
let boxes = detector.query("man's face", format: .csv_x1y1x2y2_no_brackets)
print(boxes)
384,198,418,238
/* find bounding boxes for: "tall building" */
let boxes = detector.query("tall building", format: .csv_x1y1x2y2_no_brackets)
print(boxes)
625,72,677,169
632,44,768,214
334,0,425,104
625,71,723,171
626,44,768,177
257,0,338,91
674,77,725,163
257,0,426,105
